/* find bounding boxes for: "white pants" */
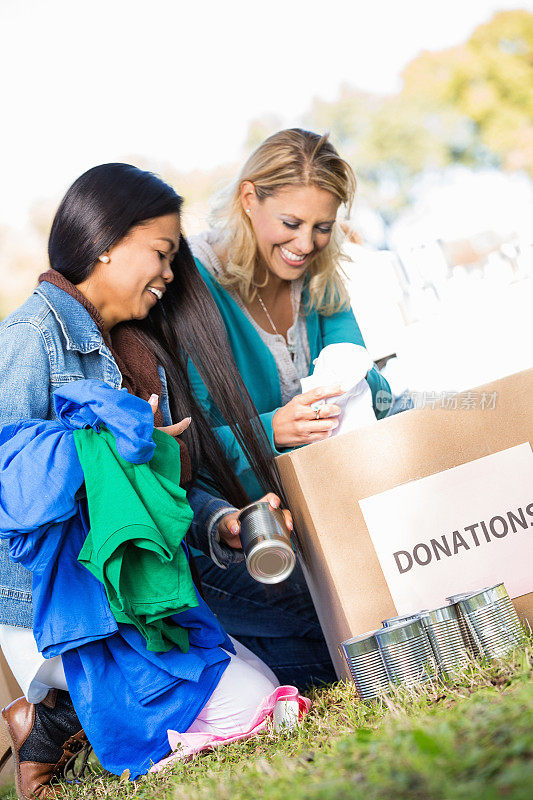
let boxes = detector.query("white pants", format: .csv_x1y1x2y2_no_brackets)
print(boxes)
0,625,68,703
0,624,279,731
188,638,279,734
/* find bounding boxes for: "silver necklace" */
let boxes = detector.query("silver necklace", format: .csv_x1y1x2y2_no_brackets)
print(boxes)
256,291,296,357
257,291,279,335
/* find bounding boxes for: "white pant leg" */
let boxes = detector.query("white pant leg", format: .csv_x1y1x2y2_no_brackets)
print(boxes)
186,647,279,737
0,625,67,703
0,628,279,726
228,636,279,685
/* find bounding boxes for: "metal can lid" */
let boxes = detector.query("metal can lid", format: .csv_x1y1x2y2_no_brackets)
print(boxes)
246,539,296,584
382,611,426,627
374,618,428,644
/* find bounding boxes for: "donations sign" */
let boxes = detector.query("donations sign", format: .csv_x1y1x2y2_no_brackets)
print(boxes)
359,443,533,614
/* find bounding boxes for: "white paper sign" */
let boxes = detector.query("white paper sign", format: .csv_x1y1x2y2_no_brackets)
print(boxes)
359,444,533,613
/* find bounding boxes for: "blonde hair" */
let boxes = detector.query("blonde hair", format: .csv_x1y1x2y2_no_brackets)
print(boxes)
210,128,357,315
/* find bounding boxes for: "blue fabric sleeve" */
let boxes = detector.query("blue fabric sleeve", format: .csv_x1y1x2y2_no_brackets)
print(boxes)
0,422,82,543
0,322,50,424
365,367,393,419
318,305,366,349
53,380,156,463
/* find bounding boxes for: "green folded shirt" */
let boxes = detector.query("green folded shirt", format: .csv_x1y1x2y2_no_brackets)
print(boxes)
74,427,197,653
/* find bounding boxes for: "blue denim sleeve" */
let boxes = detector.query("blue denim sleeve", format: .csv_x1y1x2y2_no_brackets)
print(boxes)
0,321,51,424
186,485,243,569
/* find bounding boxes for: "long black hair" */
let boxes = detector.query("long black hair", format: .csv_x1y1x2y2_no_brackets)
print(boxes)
48,163,283,508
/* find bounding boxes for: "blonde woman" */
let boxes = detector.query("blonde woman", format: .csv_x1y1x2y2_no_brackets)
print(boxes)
188,129,391,689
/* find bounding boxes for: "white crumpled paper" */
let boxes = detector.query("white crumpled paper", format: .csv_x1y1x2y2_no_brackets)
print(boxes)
300,343,376,438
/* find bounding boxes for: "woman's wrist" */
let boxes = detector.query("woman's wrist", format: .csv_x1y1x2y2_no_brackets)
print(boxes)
272,408,287,448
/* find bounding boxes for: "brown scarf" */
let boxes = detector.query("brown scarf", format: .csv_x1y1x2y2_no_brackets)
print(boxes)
38,269,191,484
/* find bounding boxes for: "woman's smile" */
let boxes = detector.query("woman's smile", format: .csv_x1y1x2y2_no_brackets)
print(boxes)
278,245,311,267
146,285,164,301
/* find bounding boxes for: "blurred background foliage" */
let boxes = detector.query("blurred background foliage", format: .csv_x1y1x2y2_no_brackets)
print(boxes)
109,9,533,228
302,9,533,221
1,9,532,317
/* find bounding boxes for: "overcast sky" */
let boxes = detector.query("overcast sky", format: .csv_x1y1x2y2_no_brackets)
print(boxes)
1,0,531,227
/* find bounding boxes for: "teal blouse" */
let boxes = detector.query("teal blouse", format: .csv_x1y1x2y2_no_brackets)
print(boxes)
189,259,391,500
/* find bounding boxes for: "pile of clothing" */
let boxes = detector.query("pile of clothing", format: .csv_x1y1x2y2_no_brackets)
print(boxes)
0,380,232,778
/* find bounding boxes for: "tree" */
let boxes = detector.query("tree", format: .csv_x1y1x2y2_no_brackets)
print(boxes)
401,10,533,175
294,10,533,223
302,84,381,148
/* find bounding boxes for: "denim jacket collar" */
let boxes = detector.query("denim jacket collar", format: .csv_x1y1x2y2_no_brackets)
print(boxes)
34,281,176,424
36,281,106,353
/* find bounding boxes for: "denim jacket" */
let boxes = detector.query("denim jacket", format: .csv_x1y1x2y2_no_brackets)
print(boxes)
0,282,238,628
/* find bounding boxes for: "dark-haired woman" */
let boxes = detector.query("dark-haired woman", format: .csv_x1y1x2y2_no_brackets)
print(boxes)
0,164,295,797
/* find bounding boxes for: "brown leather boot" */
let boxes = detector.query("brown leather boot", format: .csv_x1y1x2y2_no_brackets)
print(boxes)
1,690,88,799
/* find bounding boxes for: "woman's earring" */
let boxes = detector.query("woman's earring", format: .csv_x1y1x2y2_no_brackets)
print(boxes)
246,209,251,214
99,255,110,264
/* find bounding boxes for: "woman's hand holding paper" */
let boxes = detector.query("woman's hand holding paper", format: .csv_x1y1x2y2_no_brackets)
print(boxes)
272,385,342,447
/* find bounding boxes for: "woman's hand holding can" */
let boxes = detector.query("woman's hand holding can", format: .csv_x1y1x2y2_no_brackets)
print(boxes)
218,493,292,549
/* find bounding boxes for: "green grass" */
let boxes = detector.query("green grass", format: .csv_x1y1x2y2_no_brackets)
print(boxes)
1,641,531,800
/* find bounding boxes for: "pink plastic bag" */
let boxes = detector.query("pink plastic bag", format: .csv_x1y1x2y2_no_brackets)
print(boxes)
150,685,311,772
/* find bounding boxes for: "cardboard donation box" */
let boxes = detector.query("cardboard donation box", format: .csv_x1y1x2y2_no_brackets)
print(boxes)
0,651,20,782
276,369,533,679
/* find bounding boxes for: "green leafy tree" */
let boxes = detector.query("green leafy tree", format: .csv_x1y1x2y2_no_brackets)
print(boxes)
303,84,381,148
295,11,533,221
401,10,533,175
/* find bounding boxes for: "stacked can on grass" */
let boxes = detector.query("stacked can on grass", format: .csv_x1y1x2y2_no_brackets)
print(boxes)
340,582,525,701
446,592,484,658
419,605,470,676
375,619,436,686
339,631,390,700
448,583,525,659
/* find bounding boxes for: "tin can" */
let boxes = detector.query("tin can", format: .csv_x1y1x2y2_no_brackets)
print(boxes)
484,583,526,648
238,501,296,584
340,631,390,700
456,583,525,658
375,619,437,686
422,605,470,675
446,590,484,656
